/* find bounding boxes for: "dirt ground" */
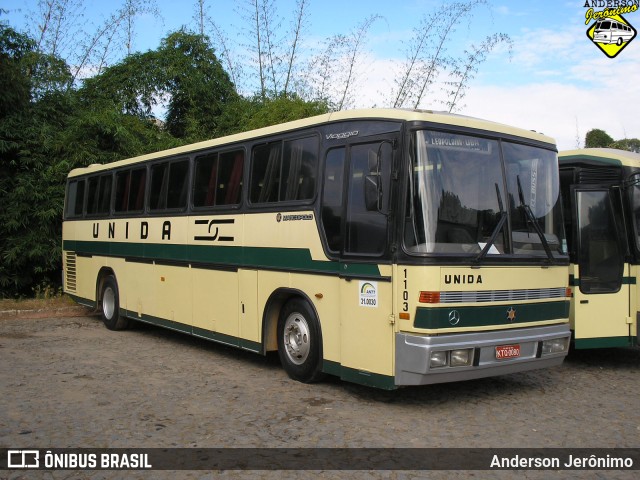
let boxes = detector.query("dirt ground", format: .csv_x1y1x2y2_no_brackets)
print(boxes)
1,309,639,480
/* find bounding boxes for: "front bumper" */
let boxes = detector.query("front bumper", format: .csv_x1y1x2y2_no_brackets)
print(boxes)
395,324,570,386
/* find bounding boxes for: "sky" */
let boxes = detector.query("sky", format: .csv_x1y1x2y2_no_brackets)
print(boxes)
3,0,640,150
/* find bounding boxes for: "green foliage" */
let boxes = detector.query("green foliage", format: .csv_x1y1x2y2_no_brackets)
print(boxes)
611,138,640,153
0,93,70,294
585,128,614,148
584,128,639,152
160,30,238,141
0,22,327,297
79,30,238,142
0,25,32,118
222,94,329,134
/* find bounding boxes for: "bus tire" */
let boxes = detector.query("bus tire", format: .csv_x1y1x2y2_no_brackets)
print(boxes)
277,298,324,383
100,276,130,331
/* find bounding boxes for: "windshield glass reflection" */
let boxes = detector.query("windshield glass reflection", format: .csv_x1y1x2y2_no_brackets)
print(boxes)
405,130,566,260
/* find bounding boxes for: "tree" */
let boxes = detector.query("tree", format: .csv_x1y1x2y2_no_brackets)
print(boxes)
585,129,614,148
79,30,238,141
444,33,512,112
0,24,32,120
0,24,75,295
0,24,176,297
222,93,328,134
0,18,328,297
611,138,640,153
239,0,310,100
27,0,162,86
391,0,489,109
305,15,381,110
160,30,238,140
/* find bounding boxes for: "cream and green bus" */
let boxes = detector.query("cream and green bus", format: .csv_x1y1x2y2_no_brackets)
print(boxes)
62,108,571,389
560,148,640,349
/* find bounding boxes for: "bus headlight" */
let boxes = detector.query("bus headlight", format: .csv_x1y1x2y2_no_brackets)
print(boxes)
430,351,448,368
430,349,474,368
450,348,474,367
541,337,569,355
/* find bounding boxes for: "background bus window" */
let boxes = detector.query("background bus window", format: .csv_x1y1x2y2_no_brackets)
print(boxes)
576,189,623,293
321,148,345,252
193,150,244,208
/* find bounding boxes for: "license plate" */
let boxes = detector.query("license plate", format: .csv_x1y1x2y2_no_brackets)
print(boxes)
495,344,520,360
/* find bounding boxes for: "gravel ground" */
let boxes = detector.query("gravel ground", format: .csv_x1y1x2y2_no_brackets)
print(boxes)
1,312,638,480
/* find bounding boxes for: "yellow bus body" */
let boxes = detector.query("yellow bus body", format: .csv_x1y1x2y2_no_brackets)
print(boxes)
63,109,572,389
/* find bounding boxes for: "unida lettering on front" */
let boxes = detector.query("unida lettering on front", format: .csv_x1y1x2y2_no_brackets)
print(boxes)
444,274,483,285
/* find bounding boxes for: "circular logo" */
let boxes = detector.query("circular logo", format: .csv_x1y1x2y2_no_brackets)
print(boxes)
448,310,460,326
276,213,282,223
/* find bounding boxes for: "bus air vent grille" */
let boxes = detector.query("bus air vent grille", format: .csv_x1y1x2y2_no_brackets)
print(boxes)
65,252,77,293
577,166,621,185
440,287,566,303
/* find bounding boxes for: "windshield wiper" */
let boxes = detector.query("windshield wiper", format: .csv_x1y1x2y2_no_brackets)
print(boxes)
474,183,507,264
516,175,555,263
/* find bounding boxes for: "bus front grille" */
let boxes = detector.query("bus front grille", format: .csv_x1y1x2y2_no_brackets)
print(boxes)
440,287,566,303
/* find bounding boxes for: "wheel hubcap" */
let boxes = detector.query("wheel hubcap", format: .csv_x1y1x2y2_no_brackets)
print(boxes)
103,287,115,320
283,313,310,365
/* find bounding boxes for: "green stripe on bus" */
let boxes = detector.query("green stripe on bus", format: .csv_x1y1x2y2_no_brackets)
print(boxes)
414,301,570,330
573,336,635,349
559,154,622,166
125,310,263,352
63,240,382,277
569,275,636,286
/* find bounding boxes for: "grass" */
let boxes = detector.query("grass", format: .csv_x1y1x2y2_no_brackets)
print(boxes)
0,295,77,312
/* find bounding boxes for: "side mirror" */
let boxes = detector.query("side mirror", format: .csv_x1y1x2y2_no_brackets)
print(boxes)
625,172,640,189
365,174,381,211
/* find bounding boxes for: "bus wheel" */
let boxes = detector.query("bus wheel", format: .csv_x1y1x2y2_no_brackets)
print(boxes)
277,299,324,383
100,276,129,331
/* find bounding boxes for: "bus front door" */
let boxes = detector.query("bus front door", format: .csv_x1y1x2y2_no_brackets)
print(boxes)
338,139,396,388
571,187,632,348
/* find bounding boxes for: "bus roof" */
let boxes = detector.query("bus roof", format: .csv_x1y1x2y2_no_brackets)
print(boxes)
559,148,640,168
68,108,556,178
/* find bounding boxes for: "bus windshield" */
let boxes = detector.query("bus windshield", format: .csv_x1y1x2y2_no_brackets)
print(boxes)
406,130,566,260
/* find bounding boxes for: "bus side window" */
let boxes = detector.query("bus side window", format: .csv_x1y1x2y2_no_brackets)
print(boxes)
250,136,318,204
129,168,147,211
86,174,112,216
251,142,282,203
86,177,99,214
115,168,147,213
166,160,189,209
282,136,318,201
66,179,86,218
193,149,244,208
150,159,189,211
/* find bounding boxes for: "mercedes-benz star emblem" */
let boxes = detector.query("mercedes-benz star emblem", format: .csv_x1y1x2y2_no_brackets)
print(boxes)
448,310,460,326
